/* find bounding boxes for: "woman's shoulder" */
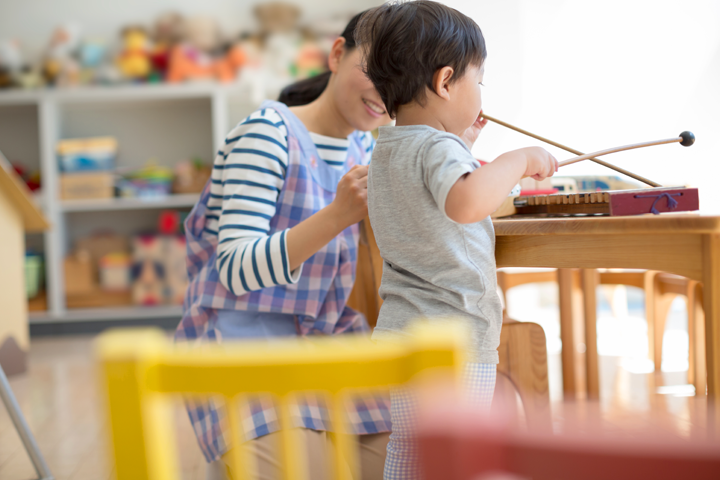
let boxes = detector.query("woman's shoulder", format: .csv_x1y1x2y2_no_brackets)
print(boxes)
221,107,289,152
354,130,376,155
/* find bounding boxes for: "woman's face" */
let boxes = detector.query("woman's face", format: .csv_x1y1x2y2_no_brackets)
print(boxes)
329,40,392,132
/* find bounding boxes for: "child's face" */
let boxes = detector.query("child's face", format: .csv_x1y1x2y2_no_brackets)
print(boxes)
447,64,484,135
331,45,392,132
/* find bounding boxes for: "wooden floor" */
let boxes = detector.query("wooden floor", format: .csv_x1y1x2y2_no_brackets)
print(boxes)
0,335,206,480
0,331,710,480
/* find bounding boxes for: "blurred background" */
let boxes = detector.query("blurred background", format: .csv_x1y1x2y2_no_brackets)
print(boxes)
1,1,718,478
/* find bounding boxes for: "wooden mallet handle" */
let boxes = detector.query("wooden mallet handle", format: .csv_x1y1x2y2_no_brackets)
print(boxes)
559,131,695,167
481,113,669,187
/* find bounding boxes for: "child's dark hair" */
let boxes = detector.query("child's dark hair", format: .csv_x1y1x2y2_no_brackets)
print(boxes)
356,1,487,118
278,11,365,107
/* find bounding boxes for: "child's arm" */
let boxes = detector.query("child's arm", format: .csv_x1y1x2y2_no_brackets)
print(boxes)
445,147,558,224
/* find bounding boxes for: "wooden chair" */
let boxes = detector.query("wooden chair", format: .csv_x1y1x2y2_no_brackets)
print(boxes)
495,320,551,430
499,268,707,398
97,324,464,480
418,397,720,480
349,217,552,429
649,273,705,395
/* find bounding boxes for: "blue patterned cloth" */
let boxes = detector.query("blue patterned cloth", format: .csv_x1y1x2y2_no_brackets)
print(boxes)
384,363,497,480
176,100,391,463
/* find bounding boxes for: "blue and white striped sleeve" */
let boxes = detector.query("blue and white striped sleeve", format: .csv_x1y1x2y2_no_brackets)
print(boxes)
212,108,302,296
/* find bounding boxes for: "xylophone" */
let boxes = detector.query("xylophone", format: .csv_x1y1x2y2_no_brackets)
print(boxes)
481,113,699,217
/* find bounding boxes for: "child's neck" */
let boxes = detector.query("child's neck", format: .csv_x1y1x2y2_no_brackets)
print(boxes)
394,101,450,133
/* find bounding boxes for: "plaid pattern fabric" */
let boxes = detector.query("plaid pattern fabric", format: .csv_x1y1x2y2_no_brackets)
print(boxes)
384,363,497,480
176,100,391,463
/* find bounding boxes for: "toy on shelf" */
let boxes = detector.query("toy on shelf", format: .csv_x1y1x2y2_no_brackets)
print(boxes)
131,210,189,306
131,235,165,306
57,136,117,172
64,250,95,296
0,40,23,89
117,162,173,199
42,24,82,87
172,158,211,194
25,252,43,299
117,26,152,81
238,2,303,103
99,253,131,292
166,16,246,84
11,164,41,191
150,12,185,80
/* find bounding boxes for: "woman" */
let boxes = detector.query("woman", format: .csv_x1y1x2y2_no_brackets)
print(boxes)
176,12,393,480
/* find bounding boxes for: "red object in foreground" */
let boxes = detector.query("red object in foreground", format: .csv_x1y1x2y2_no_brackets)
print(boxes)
418,400,720,480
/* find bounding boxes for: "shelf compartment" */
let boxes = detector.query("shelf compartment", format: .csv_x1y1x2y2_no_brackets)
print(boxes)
29,305,183,323
62,193,200,212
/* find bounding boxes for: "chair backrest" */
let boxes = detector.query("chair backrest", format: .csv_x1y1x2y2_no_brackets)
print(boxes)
97,323,465,480
495,321,551,430
419,399,720,480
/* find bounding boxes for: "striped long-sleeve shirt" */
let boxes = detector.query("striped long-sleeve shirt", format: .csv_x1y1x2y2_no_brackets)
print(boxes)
207,108,375,296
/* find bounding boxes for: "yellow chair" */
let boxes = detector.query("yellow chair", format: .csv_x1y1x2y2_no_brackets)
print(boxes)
96,324,466,480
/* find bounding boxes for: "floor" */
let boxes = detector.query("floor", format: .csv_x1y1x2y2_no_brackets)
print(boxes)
0,335,206,480
0,283,711,479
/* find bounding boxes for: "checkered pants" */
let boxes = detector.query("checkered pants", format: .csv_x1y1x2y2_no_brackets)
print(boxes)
384,363,497,480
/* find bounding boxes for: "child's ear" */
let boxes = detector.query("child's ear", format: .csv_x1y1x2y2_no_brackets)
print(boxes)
327,37,347,73
432,66,454,101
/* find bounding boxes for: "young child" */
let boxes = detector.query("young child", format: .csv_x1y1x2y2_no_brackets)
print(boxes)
356,1,558,478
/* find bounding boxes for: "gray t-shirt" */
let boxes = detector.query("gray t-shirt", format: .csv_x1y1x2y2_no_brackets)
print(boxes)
368,125,502,364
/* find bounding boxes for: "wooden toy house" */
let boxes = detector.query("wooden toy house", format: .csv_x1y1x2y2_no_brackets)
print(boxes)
0,157,48,376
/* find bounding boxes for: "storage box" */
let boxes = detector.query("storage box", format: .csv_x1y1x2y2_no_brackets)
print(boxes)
60,172,114,200
57,136,117,172
64,250,96,295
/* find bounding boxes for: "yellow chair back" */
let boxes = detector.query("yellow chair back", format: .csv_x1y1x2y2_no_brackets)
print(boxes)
96,324,466,480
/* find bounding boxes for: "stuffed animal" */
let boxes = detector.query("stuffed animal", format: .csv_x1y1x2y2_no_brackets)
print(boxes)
166,16,245,83
150,12,185,80
0,40,22,88
117,26,151,81
42,24,82,86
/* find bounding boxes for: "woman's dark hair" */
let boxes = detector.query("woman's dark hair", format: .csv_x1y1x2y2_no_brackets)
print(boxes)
278,11,365,107
355,1,487,118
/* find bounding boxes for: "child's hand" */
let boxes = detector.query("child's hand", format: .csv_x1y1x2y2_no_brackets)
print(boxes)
329,165,368,228
521,147,559,180
459,110,489,150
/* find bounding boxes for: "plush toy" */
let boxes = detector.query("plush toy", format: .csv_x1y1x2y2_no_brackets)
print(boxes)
150,12,185,80
117,26,151,81
166,16,245,83
0,40,22,88
235,2,303,103
42,24,82,86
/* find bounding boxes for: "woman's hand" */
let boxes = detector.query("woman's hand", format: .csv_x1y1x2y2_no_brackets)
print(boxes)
328,165,369,229
459,110,489,150
286,165,368,271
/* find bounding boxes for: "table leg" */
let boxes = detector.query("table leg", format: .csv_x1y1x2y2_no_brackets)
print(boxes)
558,269,587,400
582,269,600,400
702,234,720,428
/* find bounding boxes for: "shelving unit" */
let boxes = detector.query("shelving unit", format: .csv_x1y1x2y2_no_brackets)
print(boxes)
0,83,255,325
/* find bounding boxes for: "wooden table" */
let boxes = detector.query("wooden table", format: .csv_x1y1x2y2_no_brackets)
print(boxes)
493,214,720,422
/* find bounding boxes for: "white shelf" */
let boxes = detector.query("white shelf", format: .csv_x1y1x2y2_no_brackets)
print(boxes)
62,193,200,212
0,82,244,105
29,305,183,323
0,82,235,322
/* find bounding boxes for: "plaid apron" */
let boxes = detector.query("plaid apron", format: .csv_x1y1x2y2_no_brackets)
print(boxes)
176,100,391,462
